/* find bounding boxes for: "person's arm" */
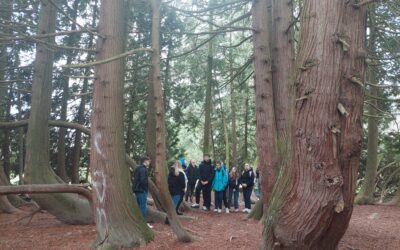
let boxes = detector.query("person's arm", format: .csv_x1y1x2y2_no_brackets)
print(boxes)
179,173,186,191
208,166,215,183
139,167,148,191
248,171,255,186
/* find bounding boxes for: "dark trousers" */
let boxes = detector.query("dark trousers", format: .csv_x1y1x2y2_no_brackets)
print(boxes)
215,191,224,209
185,183,196,202
228,187,239,209
195,182,212,208
243,187,253,209
176,192,184,212
214,186,228,208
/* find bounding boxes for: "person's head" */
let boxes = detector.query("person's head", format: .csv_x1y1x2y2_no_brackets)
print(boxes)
244,163,250,171
175,160,182,170
231,166,237,173
190,159,196,165
203,154,210,162
216,160,221,169
141,156,151,167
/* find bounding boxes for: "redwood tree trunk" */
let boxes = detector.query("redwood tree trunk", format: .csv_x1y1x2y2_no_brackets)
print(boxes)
89,0,153,248
149,0,195,243
271,0,295,153
24,0,93,225
252,0,278,207
261,1,366,249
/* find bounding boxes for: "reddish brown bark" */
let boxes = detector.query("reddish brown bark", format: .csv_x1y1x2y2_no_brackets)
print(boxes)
149,0,195,242
90,0,153,247
252,0,278,206
261,1,366,249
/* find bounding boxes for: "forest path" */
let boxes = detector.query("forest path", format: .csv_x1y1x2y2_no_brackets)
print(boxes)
0,204,399,249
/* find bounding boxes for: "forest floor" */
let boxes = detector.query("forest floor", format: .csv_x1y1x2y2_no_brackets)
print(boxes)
0,204,399,250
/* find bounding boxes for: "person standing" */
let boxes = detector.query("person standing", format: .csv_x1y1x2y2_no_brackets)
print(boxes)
228,166,240,212
132,156,151,222
185,159,198,203
240,163,255,213
176,161,187,214
221,161,229,213
212,161,228,213
255,167,261,200
191,154,214,211
168,162,186,215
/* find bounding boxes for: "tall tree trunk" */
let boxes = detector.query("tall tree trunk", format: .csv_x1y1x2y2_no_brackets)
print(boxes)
271,0,295,155
203,0,215,156
0,0,13,182
71,0,97,184
56,0,80,182
229,39,238,168
217,87,230,166
149,0,195,242
252,0,278,208
242,87,249,166
90,0,153,248
355,9,379,205
261,1,366,248
24,0,93,225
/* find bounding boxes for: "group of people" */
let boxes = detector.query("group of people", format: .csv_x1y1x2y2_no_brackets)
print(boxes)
131,154,258,227
170,154,257,214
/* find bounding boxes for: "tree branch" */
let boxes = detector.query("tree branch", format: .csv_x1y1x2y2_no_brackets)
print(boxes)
62,48,153,68
0,184,92,205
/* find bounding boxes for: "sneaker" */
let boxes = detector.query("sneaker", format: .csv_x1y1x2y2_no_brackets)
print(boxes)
218,209,222,213
245,209,251,214
213,208,218,212
235,209,239,212
147,223,153,229
225,208,230,214
242,208,247,213
202,206,208,211
191,203,200,208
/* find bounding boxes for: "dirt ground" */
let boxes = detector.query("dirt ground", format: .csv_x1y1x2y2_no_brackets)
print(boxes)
0,204,399,250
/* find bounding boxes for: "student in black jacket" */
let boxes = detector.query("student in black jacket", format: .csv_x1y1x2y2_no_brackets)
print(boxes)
168,163,186,215
132,156,151,221
185,159,198,203
191,154,215,210
227,166,240,212
240,163,255,213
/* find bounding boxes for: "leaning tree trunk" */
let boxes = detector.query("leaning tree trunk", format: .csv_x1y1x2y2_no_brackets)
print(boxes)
261,1,366,249
24,0,92,225
149,0,195,243
252,0,278,208
89,0,154,248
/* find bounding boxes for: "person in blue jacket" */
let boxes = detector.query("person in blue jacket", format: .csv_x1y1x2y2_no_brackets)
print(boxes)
212,161,228,213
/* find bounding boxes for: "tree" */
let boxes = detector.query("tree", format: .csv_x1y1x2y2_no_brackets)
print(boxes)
355,20,379,205
149,0,195,242
261,0,367,248
252,0,278,209
202,0,217,156
23,0,93,224
89,0,153,248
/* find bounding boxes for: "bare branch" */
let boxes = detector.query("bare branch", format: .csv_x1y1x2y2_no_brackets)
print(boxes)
62,48,152,68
